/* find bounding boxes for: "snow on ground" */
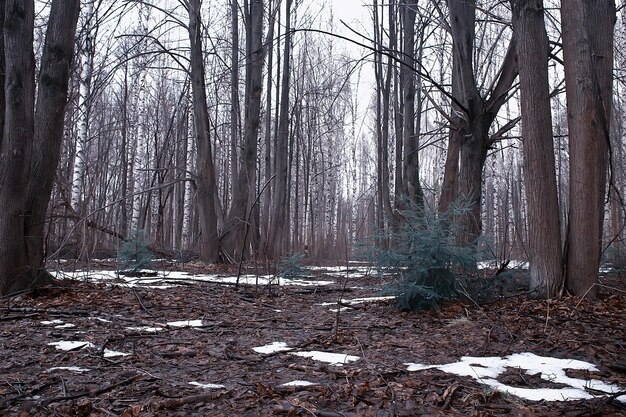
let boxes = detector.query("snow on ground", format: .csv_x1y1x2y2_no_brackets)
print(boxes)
48,341,95,351
406,352,626,403
281,381,317,387
125,326,163,333
47,366,90,373
189,382,226,389
290,351,360,366
252,342,292,354
166,319,204,328
53,270,333,289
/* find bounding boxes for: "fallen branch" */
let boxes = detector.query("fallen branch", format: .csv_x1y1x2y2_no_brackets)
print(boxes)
148,390,230,410
40,374,142,405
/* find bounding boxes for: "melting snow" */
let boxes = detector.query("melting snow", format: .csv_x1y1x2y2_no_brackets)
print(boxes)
125,326,163,333
281,380,317,387
48,366,90,373
253,342,292,354
41,320,64,325
167,320,204,328
54,323,76,329
290,351,360,366
189,382,226,389
103,349,130,358
405,352,625,403
48,341,94,351
53,270,333,288
319,296,396,307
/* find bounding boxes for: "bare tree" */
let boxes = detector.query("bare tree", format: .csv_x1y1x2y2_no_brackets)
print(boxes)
188,0,219,262
0,0,80,295
511,0,563,298
561,0,616,297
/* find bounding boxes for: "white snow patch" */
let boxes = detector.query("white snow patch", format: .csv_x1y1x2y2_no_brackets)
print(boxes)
48,366,90,373
54,323,76,329
103,349,130,358
189,381,226,389
253,342,292,354
92,317,112,323
477,260,529,270
405,352,625,403
48,341,95,351
281,380,317,387
319,296,396,307
126,326,163,333
41,320,64,325
53,270,333,288
167,319,204,328
291,351,360,366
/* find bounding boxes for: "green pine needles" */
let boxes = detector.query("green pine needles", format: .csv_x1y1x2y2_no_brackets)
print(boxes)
117,229,154,275
276,253,308,281
372,203,477,310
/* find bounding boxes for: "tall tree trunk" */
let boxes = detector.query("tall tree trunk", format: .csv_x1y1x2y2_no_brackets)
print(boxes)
221,0,266,260
268,0,292,259
512,0,563,298
0,0,80,296
562,0,615,297
439,0,517,244
230,0,240,200
188,0,219,262
400,0,423,209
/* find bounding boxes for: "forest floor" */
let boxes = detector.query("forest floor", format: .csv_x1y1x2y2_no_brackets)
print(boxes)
1,261,625,416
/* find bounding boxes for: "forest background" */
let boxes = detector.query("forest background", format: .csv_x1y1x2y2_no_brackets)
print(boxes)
0,0,623,302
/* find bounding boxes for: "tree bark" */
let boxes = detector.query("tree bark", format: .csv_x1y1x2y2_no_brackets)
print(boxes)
188,0,219,262
400,0,423,209
221,0,266,261
0,0,80,296
268,0,292,259
561,0,615,297
511,0,563,298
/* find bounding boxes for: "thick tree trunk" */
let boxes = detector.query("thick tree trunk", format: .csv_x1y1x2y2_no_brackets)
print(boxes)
221,0,266,261
400,0,423,209
562,0,615,297
188,0,220,262
439,0,517,244
512,0,563,298
0,0,79,296
268,0,292,259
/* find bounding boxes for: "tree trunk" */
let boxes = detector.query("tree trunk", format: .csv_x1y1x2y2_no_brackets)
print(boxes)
188,0,219,262
512,0,563,298
561,0,615,297
268,0,292,259
0,0,80,296
221,0,266,261
400,0,423,209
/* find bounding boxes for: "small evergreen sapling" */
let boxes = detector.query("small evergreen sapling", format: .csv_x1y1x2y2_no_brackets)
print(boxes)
373,203,477,310
117,230,154,276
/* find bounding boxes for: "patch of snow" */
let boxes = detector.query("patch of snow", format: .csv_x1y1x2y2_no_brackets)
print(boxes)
405,353,625,403
48,341,95,351
41,320,64,325
167,320,204,328
281,380,317,387
103,349,130,358
48,366,90,373
319,296,395,307
125,326,163,333
54,323,76,329
53,270,333,288
189,381,226,389
477,260,529,270
253,342,292,354
291,351,360,366
92,317,111,323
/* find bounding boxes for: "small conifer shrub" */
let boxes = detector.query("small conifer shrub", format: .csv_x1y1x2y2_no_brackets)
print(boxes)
372,203,477,310
276,253,308,280
117,230,154,276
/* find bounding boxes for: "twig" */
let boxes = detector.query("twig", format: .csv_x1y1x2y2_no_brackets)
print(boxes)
40,374,142,405
149,390,229,410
